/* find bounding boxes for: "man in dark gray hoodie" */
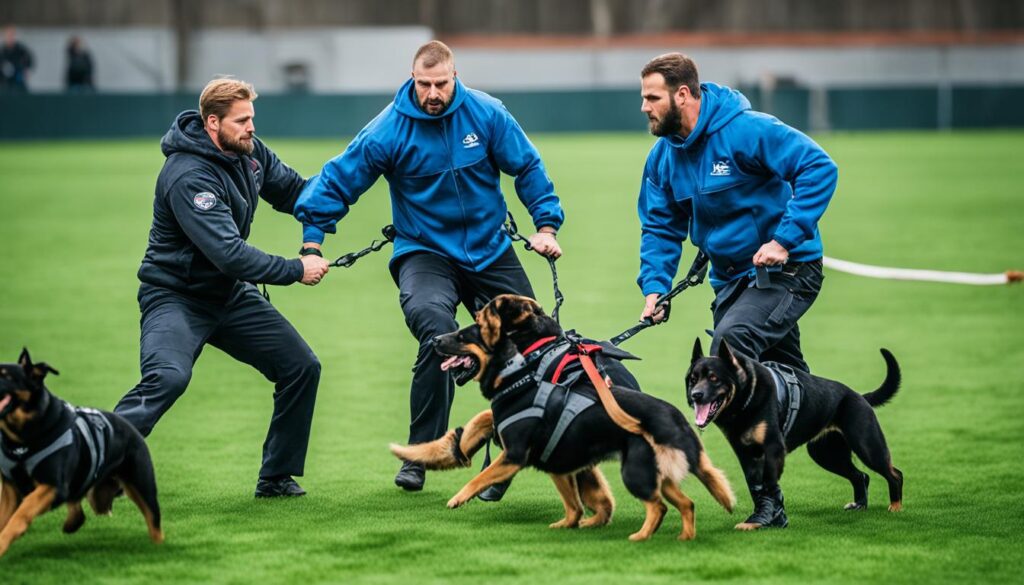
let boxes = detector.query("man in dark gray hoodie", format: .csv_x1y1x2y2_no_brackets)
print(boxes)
114,78,329,498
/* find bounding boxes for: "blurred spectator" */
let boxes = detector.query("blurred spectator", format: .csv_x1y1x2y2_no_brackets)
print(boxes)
1,26,34,92
65,36,95,92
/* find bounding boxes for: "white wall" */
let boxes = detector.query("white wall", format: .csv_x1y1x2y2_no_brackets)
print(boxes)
14,27,1024,93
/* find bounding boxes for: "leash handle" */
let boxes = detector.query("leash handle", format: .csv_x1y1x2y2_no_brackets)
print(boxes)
608,251,709,346
505,211,563,324
329,225,396,268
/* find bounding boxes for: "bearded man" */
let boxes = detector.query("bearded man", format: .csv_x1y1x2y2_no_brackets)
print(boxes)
294,41,564,497
635,53,839,528
115,78,329,498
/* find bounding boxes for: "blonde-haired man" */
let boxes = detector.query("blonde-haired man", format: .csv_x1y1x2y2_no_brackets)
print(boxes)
115,78,329,498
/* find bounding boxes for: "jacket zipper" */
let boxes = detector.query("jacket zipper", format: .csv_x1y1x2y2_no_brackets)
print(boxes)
440,118,474,266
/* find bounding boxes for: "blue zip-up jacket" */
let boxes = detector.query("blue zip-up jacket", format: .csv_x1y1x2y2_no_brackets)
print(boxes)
294,77,564,272
637,82,838,293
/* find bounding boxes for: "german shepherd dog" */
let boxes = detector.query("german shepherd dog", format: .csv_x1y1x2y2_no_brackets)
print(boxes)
0,349,163,557
391,295,735,541
686,338,903,530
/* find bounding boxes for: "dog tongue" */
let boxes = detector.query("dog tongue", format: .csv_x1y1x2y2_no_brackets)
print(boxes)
0,395,9,412
441,355,469,371
694,403,711,426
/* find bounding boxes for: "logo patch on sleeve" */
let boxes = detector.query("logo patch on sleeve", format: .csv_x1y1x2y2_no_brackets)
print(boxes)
193,192,217,210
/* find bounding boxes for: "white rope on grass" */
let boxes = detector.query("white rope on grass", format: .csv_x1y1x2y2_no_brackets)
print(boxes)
822,256,1023,286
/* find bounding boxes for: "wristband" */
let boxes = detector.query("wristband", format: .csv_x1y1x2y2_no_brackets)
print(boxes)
300,247,323,257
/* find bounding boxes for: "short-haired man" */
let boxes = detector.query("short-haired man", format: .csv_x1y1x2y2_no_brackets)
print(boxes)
636,53,838,528
115,78,330,498
295,41,563,496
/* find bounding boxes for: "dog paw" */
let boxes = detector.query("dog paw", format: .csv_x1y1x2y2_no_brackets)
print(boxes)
628,531,652,542
549,517,580,529
888,502,903,512
579,515,611,529
447,494,469,509
734,522,762,531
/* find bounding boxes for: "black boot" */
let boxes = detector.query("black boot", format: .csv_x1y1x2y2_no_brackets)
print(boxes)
743,486,788,528
477,440,512,502
255,475,307,498
394,461,425,491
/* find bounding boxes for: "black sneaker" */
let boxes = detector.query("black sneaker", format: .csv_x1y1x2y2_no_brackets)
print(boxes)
255,476,306,498
477,479,511,502
394,461,425,491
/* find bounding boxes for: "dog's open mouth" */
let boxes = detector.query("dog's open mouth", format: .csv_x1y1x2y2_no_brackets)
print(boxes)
0,394,12,416
693,397,725,428
440,354,480,386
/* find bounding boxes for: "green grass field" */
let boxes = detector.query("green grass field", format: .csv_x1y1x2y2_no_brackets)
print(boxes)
1,131,1022,584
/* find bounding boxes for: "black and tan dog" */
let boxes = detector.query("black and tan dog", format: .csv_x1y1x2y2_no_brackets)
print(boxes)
391,295,735,541
686,338,904,530
0,349,163,557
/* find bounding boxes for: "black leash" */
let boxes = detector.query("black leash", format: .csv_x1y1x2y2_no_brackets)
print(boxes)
504,212,564,324
609,251,709,346
329,225,397,268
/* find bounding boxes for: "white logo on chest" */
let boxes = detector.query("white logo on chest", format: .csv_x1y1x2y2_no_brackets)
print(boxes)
711,161,731,176
462,133,480,148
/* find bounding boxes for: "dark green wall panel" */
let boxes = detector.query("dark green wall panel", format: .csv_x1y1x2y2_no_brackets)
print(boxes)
2,86,1022,139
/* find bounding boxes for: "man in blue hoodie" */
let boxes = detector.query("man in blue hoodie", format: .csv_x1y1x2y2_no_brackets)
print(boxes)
115,78,330,498
636,54,838,527
295,41,563,495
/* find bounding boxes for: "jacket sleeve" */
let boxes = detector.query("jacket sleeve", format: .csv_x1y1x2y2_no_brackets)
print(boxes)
637,158,690,296
748,116,838,251
253,139,310,214
293,131,389,244
168,171,303,284
490,105,564,231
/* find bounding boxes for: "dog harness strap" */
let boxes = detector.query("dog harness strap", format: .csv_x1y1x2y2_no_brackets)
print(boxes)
23,428,74,476
496,380,561,437
0,447,15,477
534,341,571,382
578,352,643,435
765,362,802,438
539,393,597,463
523,336,558,355
74,417,99,482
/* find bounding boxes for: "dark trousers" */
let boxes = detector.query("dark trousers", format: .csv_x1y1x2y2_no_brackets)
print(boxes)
709,259,824,373
114,282,320,479
393,248,534,445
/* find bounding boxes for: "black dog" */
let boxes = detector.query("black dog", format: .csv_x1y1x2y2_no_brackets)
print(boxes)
391,295,735,541
0,349,163,557
686,338,904,530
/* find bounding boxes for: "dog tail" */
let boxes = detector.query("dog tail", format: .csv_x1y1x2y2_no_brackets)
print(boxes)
388,409,494,470
862,348,901,408
694,451,736,513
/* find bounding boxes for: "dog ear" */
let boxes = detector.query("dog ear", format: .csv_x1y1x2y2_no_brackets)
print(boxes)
496,295,541,323
716,339,746,383
20,347,59,383
691,337,704,363
18,347,32,371
477,301,503,349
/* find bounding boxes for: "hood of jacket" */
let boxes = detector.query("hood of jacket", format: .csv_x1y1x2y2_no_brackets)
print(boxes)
664,82,750,150
160,110,236,164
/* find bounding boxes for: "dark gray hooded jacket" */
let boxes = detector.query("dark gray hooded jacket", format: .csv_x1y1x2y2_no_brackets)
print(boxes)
137,110,306,300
